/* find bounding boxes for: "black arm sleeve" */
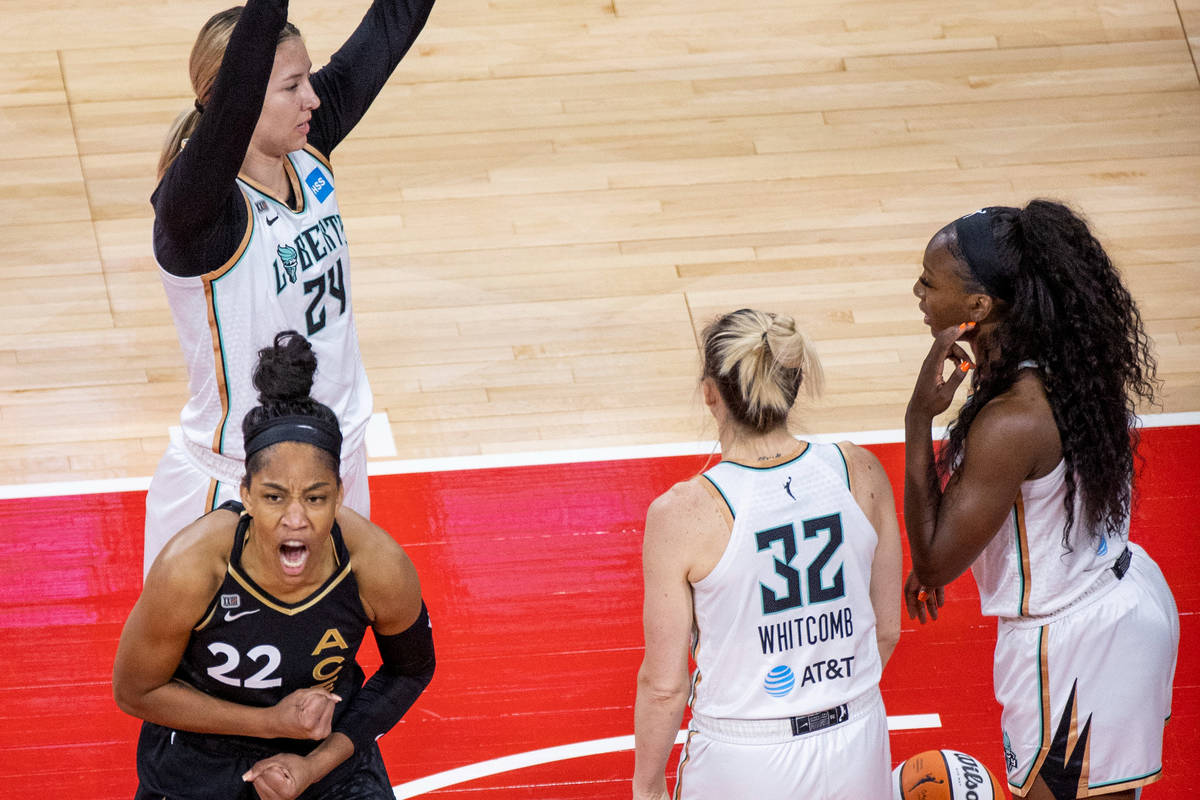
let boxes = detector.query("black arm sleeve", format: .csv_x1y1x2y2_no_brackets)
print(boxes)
151,0,288,277
333,601,435,753
307,0,437,156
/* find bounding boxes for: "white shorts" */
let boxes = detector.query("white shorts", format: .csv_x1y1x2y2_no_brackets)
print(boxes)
995,544,1179,797
142,428,369,576
675,687,891,800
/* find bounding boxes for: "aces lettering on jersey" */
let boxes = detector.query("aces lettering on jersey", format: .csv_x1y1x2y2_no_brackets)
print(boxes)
754,513,855,674
311,627,350,690
203,626,351,691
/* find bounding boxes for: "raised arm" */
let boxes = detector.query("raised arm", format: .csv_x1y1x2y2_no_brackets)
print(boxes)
307,0,438,154
904,328,1051,587
152,0,288,275
114,511,339,740
840,442,902,667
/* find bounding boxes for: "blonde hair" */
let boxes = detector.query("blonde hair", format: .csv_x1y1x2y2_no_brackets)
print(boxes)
701,308,824,432
157,7,302,181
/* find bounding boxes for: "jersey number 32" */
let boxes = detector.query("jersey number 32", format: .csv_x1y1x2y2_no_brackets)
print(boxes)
756,514,845,614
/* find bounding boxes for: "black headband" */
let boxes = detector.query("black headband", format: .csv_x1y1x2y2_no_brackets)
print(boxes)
953,206,1019,302
243,414,342,464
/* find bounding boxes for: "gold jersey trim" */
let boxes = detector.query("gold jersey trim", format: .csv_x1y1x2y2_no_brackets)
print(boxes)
227,559,354,616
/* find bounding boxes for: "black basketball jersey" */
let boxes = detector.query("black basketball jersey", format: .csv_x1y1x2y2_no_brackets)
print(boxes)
174,504,370,716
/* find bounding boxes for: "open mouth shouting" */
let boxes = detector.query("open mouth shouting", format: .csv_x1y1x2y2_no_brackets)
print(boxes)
279,540,310,576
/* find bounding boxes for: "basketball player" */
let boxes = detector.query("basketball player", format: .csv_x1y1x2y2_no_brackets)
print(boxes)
143,0,436,575
633,309,903,800
905,200,1179,799
114,331,435,800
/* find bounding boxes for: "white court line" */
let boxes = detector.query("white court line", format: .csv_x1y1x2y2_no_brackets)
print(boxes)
1,412,1196,500
392,714,942,798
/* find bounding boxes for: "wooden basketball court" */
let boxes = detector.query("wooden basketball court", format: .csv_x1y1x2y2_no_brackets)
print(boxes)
1,0,1197,796
2,0,1198,480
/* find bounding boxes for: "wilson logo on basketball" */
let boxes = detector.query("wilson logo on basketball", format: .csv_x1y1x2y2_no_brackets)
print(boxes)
892,749,1005,800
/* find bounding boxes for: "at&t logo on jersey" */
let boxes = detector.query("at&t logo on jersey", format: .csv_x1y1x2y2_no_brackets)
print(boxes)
764,664,795,697
305,167,333,203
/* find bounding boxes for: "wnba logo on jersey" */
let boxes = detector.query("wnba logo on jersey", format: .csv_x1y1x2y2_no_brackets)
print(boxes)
306,167,333,203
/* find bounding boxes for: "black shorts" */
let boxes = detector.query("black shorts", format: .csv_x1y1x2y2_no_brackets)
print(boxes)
134,723,393,800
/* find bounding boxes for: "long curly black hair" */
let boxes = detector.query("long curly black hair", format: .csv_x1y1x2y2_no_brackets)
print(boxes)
936,200,1159,546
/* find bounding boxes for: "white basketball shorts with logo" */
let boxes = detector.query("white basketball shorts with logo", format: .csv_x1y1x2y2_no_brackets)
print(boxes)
674,686,891,800
995,543,1179,798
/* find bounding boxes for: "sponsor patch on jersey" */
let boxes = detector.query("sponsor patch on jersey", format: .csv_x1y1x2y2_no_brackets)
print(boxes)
220,593,241,610
254,200,269,213
763,664,795,697
305,166,333,203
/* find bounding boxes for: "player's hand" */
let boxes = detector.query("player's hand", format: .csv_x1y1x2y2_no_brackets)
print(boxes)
269,687,341,740
904,570,944,624
243,752,316,800
632,787,671,800
908,322,975,419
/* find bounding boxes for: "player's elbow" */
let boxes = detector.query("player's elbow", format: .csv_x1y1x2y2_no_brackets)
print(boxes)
876,626,900,667
112,676,145,719
636,663,689,706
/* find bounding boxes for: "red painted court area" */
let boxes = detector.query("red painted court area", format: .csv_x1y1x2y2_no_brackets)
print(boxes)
2,426,1197,798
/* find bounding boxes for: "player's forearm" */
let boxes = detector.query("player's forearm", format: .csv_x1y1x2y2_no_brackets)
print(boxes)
632,670,688,795
155,0,285,237
116,679,278,738
300,732,356,783
876,625,900,668
903,409,942,582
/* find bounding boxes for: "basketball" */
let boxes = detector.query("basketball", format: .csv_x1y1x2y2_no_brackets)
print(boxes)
892,749,1006,800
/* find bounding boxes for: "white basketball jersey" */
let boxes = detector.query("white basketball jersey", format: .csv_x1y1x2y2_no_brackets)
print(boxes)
158,147,372,482
689,442,883,720
972,459,1128,619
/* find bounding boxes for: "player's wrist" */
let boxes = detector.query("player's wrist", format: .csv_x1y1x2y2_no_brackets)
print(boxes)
304,731,356,781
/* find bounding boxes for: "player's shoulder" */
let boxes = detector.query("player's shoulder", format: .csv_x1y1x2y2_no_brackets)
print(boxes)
337,506,397,554
335,507,420,630
646,474,730,540
972,374,1058,446
337,506,414,582
145,506,238,605
650,475,715,517
832,440,885,478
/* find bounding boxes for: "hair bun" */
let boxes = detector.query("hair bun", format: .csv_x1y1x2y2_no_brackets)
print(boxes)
253,330,317,404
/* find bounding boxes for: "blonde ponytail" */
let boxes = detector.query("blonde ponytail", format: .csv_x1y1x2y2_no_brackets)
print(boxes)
701,309,823,432
157,109,202,181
